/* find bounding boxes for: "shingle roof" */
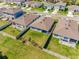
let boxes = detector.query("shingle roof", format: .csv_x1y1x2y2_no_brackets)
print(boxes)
54,17,79,40
30,17,54,31
13,13,40,26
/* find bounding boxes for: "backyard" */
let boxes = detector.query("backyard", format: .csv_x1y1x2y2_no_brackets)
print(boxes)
21,29,49,47
58,10,68,15
0,34,58,59
0,20,9,26
3,25,20,36
47,37,79,59
32,7,45,12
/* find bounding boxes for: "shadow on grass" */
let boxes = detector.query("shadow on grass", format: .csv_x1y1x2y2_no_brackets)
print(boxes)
0,52,8,59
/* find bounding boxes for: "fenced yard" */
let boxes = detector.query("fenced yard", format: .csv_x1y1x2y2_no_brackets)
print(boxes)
47,37,79,59
0,20,9,26
21,29,49,47
3,25,20,36
0,34,58,59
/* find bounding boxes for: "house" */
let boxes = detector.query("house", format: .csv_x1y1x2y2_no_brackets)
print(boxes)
53,16,79,47
12,13,40,30
0,0,26,3
44,4,54,10
1,7,24,20
30,16,55,33
26,1,43,8
68,5,79,12
54,2,66,10
67,5,79,17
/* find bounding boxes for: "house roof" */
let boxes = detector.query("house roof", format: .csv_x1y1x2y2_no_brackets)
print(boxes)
2,7,22,14
54,17,79,40
26,1,42,6
0,0,25,3
68,5,79,11
55,2,66,6
30,17,54,31
13,13,40,26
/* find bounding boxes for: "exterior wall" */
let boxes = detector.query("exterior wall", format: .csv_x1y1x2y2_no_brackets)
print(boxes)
53,34,77,48
31,3,42,8
3,11,24,19
12,23,25,30
30,26,49,33
14,11,24,18
60,6,65,10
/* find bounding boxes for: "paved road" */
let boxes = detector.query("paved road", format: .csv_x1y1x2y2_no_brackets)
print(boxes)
43,49,70,59
0,31,16,39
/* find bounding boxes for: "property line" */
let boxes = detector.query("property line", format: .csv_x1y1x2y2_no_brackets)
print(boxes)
42,49,70,59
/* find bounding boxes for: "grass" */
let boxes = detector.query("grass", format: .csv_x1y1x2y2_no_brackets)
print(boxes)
32,7,45,12
0,20,9,26
48,37,79,59
0,34,58,59
3,25,20,36
73,12,79,15
21,29,49,47
49,9,54,14
58,10,68,15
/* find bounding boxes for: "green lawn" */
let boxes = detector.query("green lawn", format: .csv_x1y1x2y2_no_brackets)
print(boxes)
3,25,20,36
58,10,68,15
0,20,9,26
0,34,58,59
48,37,79,59
21,29,49,47
49,9,54,14
32,7,45,12
73,12,79,15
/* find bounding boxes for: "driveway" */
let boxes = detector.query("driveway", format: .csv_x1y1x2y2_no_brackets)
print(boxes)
51,9,59,14
26,7,32,11
67,11,74,17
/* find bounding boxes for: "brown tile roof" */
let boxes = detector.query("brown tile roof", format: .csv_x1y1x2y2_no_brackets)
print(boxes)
30,17,54,31
13,13,40,26
54,17,79,40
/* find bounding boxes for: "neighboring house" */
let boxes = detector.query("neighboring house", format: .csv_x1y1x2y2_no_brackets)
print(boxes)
0,0,26,3
54,2,66,10
26,1,43,8
68,5,79,12
30,17,55,33
67,5,79,17
1,7,24,20
12,13,40,30
44,4,54,10
53,16,79,47
31,2,43,8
